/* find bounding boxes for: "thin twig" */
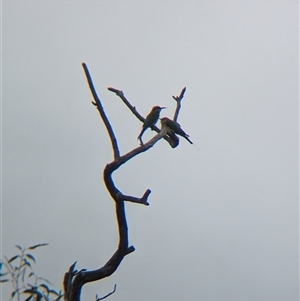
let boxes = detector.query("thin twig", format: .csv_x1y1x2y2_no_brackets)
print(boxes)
116,189,151,206
107,87,144,122
172,87,186,122
82,63,120,160
96,284,117,301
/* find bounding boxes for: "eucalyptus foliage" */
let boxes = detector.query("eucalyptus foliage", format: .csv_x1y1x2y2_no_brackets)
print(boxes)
0,244,63,301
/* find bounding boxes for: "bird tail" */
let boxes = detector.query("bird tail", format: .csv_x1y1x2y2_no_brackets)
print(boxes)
184,136,193,144
184,136,200,150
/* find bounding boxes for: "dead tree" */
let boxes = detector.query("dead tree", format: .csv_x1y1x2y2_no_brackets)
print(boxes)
63,63,186,301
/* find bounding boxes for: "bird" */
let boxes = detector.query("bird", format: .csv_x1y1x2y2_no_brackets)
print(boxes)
138,106,166,144
160,117,194,145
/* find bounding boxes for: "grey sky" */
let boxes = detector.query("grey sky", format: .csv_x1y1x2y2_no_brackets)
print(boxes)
2,1,298,301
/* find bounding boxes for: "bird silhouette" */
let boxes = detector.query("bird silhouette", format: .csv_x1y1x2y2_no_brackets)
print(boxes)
160,117,195,145
138,106,166,144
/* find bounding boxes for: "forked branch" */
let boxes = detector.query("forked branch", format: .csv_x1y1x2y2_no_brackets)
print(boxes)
63,63,167,301
107,87,180,148
173,87,186,122
64,63,186,301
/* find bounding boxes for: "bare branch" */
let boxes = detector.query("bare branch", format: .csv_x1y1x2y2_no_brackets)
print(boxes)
172,87,186,122
95,284,117,301
63,130,167,301
65,65,186,301
103,129,167,208
117,189,151,206
82,63,120,160
108,87,179,148
107,87,143,122
63,262,77,301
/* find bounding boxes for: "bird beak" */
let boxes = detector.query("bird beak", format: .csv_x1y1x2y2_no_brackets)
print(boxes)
161,107,167,110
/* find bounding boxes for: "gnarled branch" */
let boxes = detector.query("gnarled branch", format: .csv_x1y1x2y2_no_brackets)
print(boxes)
64,63,187,301
63,64,167,301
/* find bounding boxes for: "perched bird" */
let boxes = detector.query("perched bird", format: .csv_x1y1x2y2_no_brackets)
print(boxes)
138,106,166,144
160,117,194,145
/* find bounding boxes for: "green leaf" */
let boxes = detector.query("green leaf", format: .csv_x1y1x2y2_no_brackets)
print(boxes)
23,289,36,294
54,293,64,301
0,272,9,277
24,259,31,267
11,289,18,298
8,255,19,263
25,254,36,263
0,279,9,283
28,243,49,250
4,256,13,270
24,295,33,301
48,289,59,295
36,291,43,301
15,245,22,251
39,283,49,292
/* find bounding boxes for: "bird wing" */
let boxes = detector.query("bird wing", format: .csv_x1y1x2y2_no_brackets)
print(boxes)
166,120,189,137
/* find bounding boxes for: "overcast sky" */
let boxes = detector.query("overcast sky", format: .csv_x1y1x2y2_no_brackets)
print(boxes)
2,1,299,301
